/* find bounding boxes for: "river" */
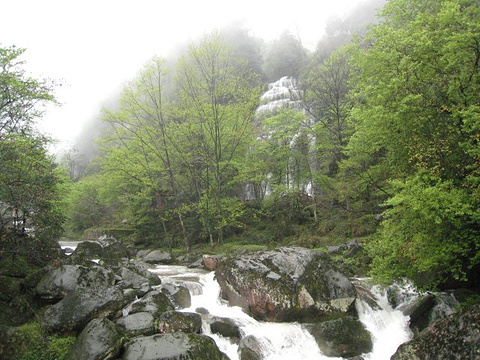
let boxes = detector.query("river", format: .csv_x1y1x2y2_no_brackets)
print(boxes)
150,265,414,360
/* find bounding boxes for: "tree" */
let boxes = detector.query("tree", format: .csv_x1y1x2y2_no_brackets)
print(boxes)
263,31,308,82
0,45,62,265
175,32,260,243
0,46,55,138
102,57,190,250
348,0,480,287
0,136,64,263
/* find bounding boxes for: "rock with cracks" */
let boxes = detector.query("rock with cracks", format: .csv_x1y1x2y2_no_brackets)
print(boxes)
215,247,356,321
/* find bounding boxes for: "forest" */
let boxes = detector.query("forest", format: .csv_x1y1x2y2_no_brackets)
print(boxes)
1,0,479,292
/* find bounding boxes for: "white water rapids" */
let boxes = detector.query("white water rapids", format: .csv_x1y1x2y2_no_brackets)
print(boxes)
150,265,415,360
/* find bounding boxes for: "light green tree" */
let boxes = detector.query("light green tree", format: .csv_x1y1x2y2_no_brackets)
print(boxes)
174,32,261,243
348,0,480,287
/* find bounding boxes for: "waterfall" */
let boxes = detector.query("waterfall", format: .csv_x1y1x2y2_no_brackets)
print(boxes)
256,76,302,116
151,265,433,360
355,284,413,360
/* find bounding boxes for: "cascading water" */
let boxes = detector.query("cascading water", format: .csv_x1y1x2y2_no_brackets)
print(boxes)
150,265,426,360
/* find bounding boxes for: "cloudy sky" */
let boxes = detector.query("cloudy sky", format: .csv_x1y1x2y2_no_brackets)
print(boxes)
1,0,363,151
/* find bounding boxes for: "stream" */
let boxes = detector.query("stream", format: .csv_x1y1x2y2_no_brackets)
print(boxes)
149,265,415,360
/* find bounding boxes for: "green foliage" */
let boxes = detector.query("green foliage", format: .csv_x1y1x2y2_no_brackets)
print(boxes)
347,0,480,288
0,46,55,138
367,171,479,287
11,322,75,360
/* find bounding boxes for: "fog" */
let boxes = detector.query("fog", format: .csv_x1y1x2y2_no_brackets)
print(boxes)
1,0,382,152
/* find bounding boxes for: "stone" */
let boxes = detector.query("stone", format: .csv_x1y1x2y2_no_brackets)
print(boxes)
215,247,356,321
143,250,172,264
122,333,227,360
203,255,218,271
35,265,116,301
161,283,191,309
115,312,156,337
306,316,373,358
210,316,241,339
39,285,127,334
391,304,480,360
238,335,263,360
157,311,202,334
129,290,174,317
66,318,122,360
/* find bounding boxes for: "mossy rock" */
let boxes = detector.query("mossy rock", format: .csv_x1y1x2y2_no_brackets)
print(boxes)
123,332,227,360
307,316,373,358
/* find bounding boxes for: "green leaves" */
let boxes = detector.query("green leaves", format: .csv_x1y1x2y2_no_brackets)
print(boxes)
349,0,480,287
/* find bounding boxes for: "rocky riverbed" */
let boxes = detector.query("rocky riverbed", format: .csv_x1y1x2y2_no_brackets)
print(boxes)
0,239,478,359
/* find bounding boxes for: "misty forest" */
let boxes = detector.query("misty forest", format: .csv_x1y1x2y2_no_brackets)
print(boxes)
1,0,479,359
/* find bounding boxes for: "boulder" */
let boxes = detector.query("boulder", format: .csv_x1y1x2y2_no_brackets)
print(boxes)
391,304,480,360
401,293,436,333
122,333,227,360
39,285,127,334
35,265,116,301
238,335,263,360
67,241,103,265
161,283,191,309
203,255,219,271
215,247,356,321
115,312,156,337
210,316,241,339
306,316,372,358
129,290,174,317
157,311,202,334
143,250,172,264
115,262,161,292
66,318,122,360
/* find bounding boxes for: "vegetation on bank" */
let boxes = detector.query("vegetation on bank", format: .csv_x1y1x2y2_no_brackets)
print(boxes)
0,0,479,300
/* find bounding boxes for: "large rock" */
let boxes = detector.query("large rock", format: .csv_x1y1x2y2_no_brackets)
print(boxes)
143,250,172,264
39,285,127,333
161,283,191,309
210,316,241,339
238,335,263,360
66,318,122,360
391,304,480,360
115,312,156,337
66,241,104,265
128,290,174,317
115,262,162,291
306,316,372,358
157,311,202,334
122,333,227,360
35,265,116,301
215,247,356,321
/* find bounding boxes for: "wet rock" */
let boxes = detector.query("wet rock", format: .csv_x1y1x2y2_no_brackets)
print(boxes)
306,316,373,358
215,247,356,321
401,293,436,333
238,335,263,360
203,255,219,271
210,316,241,339
143,250,172,264
35,265,116,301
129,290,174,317
123,332,227,360
157,311,202,334
115,312,155,337
161,283,191,309
39,285,127,334
67,241,103,265
66,318,122,360
391,304,480,360
115,262,161,292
